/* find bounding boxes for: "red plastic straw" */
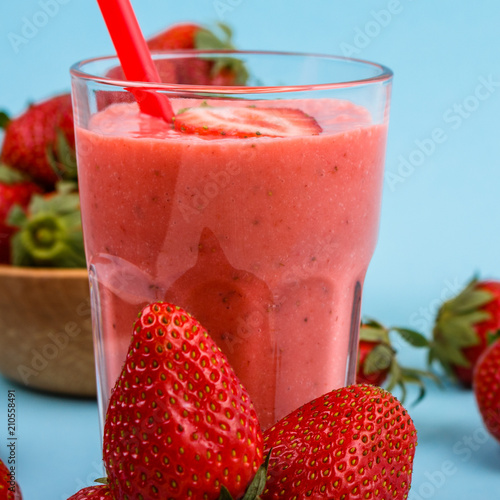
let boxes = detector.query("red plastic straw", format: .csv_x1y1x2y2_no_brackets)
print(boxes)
96,0,174,122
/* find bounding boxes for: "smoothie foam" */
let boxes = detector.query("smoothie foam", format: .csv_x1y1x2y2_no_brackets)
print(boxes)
76,98,387,429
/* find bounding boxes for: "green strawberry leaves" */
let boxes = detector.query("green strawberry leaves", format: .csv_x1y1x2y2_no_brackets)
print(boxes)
359,319,437,403
8,181,86,268
386,364,441,406
0,163,30,184
0,110,10,129
392,327,430,348
241,451,270,500
195,22,249,85
363,343,394,375
218,487,235,500
486,329,500,346
46,129,78,182
195,22,236,51
358,319,390,343
446,279,493,314
93,460,273,500
429,278,494,377
217,451,270,500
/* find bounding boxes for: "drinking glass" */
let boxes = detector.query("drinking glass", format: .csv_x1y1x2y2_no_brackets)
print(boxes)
70,51,392,431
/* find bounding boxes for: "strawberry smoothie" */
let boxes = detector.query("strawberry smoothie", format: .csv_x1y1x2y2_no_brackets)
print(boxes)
76,98,387,430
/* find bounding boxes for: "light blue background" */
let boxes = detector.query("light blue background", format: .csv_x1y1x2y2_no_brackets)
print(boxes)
1,1,499,499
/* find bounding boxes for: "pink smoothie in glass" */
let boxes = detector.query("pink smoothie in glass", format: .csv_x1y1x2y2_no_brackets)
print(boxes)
76,98,387,430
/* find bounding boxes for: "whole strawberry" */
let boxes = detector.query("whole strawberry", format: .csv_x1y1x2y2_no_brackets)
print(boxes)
357,326,392,386
429,278,500,387
0,164,41,264
103,302,264,500
357,320,436,403
148,22,248,86
147,22,203,50
0,94,76,189
0,457,22,499
261,385,417,500
67,485,111,499
473,338,500,443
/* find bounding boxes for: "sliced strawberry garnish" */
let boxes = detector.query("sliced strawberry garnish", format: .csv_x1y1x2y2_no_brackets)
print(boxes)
173,106,322,138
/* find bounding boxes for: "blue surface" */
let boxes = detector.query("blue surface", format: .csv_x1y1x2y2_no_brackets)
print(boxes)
1,1,500,498
1,374,499,499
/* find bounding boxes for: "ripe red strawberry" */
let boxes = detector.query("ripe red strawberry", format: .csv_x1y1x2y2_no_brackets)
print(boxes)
105,23,247,86
473,338,500,443
147,23,247,86
0,457,22,499
67,485,112,499
0,94,76,189
147,23,216,86
429,279,500,387
174,105,322,138
357,320,436,403
147,22,201,50
0,164,41,264
261,385,417,499
103,302,264,500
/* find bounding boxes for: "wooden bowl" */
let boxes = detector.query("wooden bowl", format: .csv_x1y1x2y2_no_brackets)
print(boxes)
0,265,96,397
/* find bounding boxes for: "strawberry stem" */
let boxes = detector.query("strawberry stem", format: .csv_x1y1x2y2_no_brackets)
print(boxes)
11,212,85,267
7,183,86,267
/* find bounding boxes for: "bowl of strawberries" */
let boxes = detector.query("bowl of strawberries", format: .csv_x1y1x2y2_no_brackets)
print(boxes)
0,22,251,397
0,93,95,397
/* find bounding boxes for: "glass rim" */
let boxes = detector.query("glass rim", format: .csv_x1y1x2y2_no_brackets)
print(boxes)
70,49,393,95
